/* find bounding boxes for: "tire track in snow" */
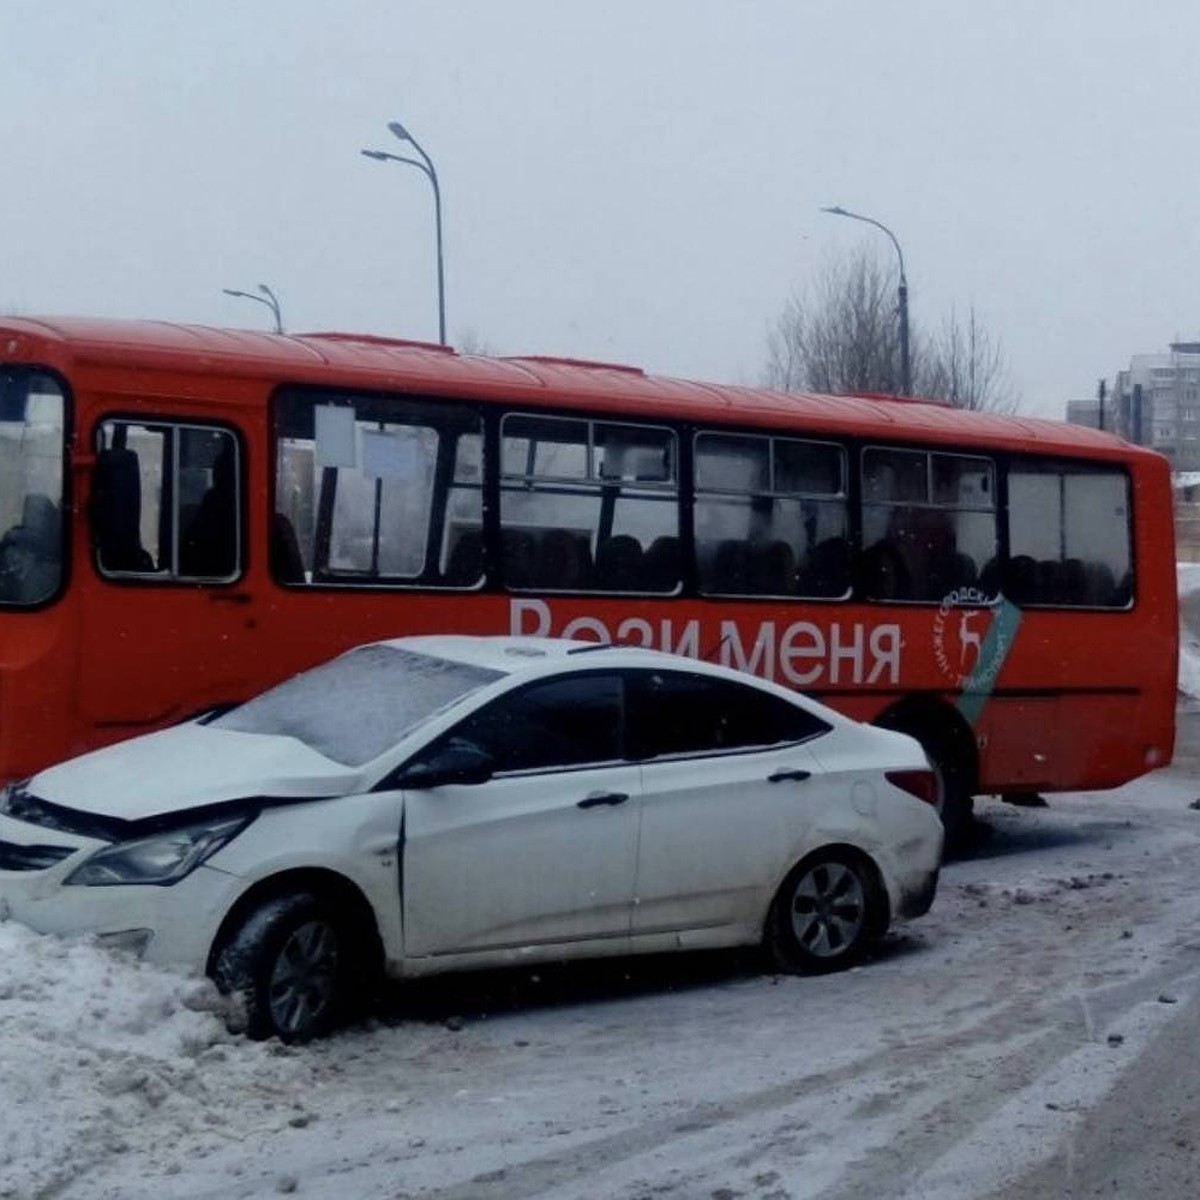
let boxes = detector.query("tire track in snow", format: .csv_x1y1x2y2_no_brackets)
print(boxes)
810,953,1200,1200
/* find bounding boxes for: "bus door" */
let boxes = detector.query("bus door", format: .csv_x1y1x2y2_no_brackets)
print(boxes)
77,417,259,732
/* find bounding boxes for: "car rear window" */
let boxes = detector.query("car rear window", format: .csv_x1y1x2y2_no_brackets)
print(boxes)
625,670,830,760
212,645,503,766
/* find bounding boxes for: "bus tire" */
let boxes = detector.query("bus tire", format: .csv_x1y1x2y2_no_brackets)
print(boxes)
921,730,975,853
212,891,361,1043
764,848,887,975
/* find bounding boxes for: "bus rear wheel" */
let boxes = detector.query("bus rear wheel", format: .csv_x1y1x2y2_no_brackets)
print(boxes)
921,733,974,853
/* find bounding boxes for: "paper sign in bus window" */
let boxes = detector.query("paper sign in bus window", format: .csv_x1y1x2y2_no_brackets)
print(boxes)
314,405,357,469
362,428,420,480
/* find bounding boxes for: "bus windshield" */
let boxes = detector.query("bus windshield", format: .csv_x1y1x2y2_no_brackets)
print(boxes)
0,370,66,607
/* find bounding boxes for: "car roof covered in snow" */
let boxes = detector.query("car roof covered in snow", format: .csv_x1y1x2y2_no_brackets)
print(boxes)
365,634,860,728
374,635,668,674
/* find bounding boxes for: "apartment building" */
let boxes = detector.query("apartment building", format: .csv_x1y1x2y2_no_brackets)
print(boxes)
1108,341,1200,471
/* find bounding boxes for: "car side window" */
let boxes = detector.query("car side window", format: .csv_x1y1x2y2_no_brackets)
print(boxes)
626,670,828,760
442,673,622,774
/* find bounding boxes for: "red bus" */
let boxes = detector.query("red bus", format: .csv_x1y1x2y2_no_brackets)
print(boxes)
0,317,1176,840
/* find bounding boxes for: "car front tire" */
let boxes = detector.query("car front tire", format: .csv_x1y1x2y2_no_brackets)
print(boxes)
212,891,355,1042
764,850,887,974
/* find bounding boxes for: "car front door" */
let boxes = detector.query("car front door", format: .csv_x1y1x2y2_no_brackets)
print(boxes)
627,670,829,940
401,671,641,959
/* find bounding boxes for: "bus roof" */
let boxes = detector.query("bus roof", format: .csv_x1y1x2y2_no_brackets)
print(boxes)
1,315,1146,460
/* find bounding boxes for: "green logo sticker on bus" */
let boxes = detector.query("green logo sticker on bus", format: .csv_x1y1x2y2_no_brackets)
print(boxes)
932,590,1023,725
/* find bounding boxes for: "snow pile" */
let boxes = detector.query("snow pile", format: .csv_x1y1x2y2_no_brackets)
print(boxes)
0,919,310,1199
1178,562,1200,698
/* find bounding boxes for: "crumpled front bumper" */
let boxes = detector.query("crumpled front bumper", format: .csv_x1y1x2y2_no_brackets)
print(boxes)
0,811,236,970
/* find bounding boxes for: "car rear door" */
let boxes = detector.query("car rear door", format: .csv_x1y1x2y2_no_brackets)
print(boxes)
627,669,830,941
401,671,641,959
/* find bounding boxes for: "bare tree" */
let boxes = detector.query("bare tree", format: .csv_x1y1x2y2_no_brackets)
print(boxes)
766,250,903,395
765,250,1018,412
918,306,1016,413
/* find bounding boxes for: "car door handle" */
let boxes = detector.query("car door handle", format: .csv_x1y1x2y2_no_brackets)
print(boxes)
768,769,811,784
577,791,630,809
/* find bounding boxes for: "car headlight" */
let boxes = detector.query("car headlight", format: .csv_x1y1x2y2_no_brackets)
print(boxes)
63,814,253,887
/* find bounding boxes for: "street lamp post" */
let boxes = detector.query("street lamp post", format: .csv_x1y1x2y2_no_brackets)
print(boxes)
222,283,283,334
820,206,910,395
361,119,446,345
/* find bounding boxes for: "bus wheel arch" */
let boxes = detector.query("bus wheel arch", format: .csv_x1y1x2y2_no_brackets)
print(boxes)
873,698,977,851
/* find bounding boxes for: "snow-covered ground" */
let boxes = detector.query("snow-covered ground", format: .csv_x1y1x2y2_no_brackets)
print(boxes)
6,767,1200,1199
5,581,1200,1200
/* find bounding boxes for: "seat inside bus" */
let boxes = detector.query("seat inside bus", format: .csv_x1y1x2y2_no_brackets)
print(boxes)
0,493,62,602
92,447,155,573
179,444,237,578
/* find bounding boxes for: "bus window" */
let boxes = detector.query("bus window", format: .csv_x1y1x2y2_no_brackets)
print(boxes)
328,425,437,576
0,371,65,607
93,420,241,583
1007,464,1132,607
861,448,997,602
273,390,482,587
500,414,680,593
695,433,849,599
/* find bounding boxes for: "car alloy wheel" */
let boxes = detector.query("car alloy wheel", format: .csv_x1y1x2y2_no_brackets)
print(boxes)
212,891,360,1042
267,919,341,1038
788,860,866,958
765,850,885,975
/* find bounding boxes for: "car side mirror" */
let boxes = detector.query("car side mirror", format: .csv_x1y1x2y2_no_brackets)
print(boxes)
393,740,495,789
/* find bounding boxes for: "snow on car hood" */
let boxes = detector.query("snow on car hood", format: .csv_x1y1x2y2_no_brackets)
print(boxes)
28,722,364,820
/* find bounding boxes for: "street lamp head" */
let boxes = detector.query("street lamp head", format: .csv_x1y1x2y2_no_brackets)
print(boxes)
361,148,392,161
820,205,850,216
387,120,412,143
222,288,246,299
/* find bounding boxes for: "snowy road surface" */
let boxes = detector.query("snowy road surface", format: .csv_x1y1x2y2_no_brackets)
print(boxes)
5,717,1200,1200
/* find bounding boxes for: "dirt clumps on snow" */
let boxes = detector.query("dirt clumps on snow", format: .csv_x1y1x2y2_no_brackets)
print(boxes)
958,872,1121,909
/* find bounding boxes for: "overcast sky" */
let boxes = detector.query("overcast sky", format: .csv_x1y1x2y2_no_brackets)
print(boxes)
4,1,1198,417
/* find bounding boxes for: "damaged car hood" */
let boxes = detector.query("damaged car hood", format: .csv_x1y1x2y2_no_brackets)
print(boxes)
27,722,363,820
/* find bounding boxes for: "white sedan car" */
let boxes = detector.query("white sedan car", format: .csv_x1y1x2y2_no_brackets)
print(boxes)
0,637,942,1041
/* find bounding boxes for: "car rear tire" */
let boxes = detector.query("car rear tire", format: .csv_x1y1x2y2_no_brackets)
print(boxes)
212,891,357,1042
764,850,886,974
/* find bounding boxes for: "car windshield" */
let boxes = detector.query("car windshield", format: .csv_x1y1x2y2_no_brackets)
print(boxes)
0,370,66,607
212,645,503,766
